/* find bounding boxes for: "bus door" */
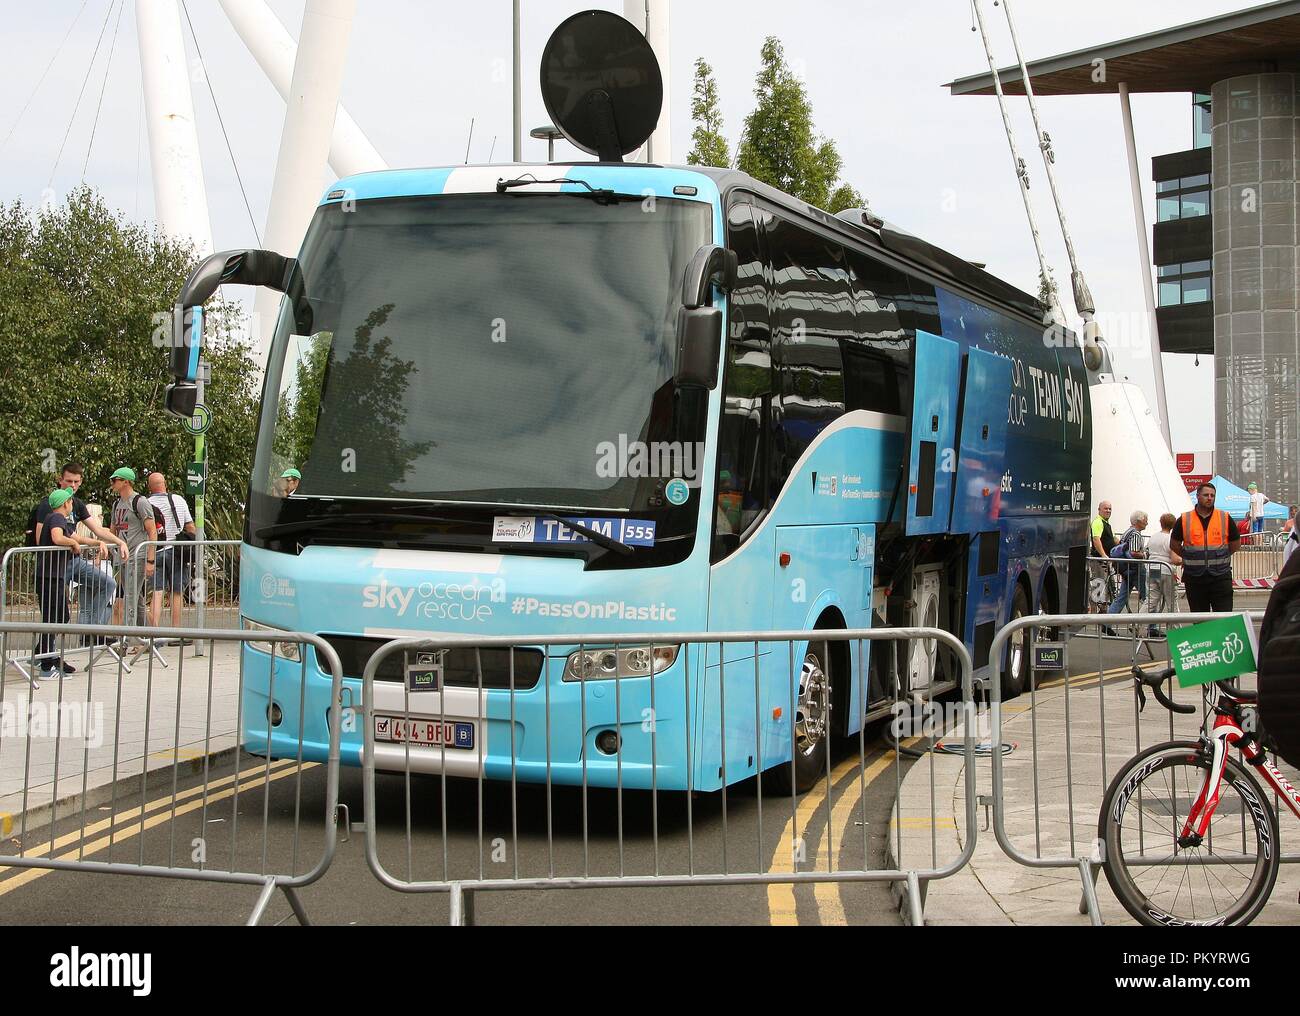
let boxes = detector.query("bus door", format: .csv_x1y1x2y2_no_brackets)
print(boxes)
905,329,960,535
949,347,1012,681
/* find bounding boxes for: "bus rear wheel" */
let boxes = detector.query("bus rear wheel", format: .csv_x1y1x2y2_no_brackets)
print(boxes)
770,640,832,796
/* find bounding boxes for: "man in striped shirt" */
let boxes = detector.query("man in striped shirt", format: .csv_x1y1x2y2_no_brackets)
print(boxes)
1106,510,1149,624
146,471,196,632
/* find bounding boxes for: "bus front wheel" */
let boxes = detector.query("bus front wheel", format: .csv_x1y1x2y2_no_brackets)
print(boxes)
770,640,832,796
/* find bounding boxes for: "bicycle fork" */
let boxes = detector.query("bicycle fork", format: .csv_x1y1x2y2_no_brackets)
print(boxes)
1180,717,1243,847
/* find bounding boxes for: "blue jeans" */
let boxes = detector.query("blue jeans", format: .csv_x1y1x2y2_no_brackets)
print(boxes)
1107,566,1147,614
66,554,116,627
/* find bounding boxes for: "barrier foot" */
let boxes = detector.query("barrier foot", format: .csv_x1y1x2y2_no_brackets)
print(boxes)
282,886,311,927
905,872,925,927
449,883,476,927
1077,858,1103,926
246,878,279,926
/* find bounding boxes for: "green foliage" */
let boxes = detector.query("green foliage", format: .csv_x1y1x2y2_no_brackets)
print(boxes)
827,183,865,215
687,59,731,169
0,187,260,546
735,38,857,211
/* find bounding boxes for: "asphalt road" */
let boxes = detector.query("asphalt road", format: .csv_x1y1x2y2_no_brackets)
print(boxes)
0,632,1154,926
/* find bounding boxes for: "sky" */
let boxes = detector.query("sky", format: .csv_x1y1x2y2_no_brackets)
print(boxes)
0,0,1259,454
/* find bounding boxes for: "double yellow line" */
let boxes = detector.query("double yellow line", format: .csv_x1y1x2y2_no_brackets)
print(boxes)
0,758,314,897
766,742,918,926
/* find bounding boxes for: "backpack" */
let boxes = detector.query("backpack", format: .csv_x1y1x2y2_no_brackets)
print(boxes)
132,494,166,534
1258,550,1300,768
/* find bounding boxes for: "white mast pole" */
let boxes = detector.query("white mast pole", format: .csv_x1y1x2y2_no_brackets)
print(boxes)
970,0,1063,324
512,0,522,162
217,0,384,177
622,0,671,164
254,0,357,367
137,0,213,256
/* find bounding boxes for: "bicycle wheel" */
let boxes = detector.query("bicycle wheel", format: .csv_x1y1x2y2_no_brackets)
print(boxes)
1099,740,1280,926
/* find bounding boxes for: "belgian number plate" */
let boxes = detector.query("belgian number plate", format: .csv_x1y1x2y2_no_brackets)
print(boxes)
373,716,475,749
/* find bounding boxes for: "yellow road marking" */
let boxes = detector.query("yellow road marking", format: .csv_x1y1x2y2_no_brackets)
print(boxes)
0,758,301,879
0,813,10,837
766,754,861,925
812,749,904,925
0,762,312,897
889,816,957,830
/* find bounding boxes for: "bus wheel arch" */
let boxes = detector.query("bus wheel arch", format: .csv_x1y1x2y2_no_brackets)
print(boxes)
769,607,845,796
1001,575,1034,699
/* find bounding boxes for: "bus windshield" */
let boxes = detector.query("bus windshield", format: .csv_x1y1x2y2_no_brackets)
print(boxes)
252,193,712,515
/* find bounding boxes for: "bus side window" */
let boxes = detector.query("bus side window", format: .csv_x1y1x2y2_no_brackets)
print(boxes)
845,248,912,416
714,201,774,559
769,214,847,479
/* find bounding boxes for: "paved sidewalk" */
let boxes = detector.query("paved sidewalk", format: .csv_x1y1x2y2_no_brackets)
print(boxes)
892,668,1300,926
0,640,243,837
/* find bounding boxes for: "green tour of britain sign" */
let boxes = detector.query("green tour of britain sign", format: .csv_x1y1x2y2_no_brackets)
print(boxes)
1168,613,1259,688
184,462,206,497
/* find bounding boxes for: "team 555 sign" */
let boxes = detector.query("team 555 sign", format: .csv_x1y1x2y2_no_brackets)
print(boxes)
1169,613,1259,688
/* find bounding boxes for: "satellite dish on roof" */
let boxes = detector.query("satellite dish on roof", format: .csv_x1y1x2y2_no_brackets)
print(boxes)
539,10,663,162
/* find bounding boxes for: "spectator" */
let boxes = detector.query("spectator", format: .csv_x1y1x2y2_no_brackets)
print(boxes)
1282,506,1296,535
109,467,158,648
1106,510,1149,625
1283,519,1298,570
1089,501,1115,612
1142,512,1183,637
34,489,95,680
1247,482,1270,535
147,471,196,634
30,462,124,634
1170,482,1241,612
279,468,301,497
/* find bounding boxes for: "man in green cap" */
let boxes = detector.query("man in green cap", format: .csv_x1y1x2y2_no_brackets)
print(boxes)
109,467,158,641
34,488,98,680
276,468,301,498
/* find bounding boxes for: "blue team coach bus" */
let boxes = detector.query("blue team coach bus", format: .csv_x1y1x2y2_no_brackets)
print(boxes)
163,11,1091,794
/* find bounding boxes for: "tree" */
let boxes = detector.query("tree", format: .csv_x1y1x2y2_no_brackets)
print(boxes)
0,188,260,546
827,183,865,215
735,38,861,212
687,58,731,169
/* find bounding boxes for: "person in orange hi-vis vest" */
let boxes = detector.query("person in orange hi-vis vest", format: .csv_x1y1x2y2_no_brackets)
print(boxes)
1169,481,1242,612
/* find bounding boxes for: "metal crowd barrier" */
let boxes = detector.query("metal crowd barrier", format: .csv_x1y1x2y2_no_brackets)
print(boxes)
0,620,343,925
0,540,241,682
1235,531,1286,581
985,610,1290,926
359,628,978,926
1084,555,1185,626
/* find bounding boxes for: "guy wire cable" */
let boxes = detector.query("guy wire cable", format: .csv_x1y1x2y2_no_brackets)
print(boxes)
969,0,1064,326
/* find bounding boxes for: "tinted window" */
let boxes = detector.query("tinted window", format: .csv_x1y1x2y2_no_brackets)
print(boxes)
715,201,776,552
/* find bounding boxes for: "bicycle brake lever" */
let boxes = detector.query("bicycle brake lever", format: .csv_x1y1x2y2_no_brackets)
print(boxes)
1131,666,1148,712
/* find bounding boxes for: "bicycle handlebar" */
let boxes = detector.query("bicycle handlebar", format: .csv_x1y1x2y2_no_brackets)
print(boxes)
1131,665,1197,714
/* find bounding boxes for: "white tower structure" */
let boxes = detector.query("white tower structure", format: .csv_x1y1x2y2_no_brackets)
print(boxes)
136,0,214,256
254,0,358,365
216,0,386,178
622,0,672,163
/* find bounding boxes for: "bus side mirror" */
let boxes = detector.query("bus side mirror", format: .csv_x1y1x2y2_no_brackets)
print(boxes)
165,382,199,418
167,304,204,385
674,244,735,391
675,306,722,390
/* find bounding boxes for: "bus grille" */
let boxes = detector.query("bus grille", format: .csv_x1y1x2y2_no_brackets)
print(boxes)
318,636,544,690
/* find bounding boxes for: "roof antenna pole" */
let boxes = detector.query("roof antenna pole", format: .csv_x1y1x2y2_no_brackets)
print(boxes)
999,0,1108,373
969,0,1064,328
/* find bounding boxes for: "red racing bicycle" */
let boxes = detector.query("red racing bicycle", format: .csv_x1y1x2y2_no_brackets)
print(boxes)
1099,666,1300,926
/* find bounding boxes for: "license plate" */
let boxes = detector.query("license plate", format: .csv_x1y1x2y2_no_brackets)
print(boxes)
373,716,475,749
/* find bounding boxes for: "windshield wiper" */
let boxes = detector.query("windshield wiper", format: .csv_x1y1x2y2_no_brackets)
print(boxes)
255,508,635,556
255,512,474,540
534,512,634,557
495,175,619,204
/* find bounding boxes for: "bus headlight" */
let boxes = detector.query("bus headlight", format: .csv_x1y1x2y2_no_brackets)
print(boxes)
242,617,301,663
564,644,679,681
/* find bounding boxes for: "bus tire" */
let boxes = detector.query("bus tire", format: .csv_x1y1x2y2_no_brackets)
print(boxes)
770,638,833,796
1001,584,1031,699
